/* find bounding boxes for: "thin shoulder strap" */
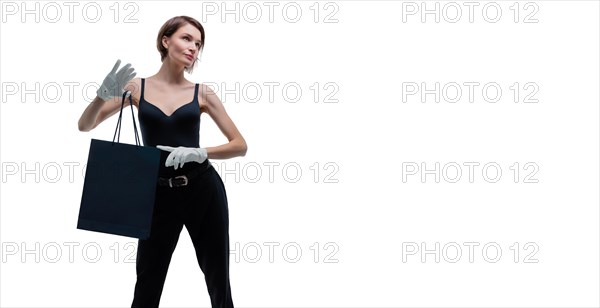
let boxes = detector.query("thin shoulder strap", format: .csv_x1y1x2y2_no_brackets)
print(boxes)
194,83,199,101
140,78,145,101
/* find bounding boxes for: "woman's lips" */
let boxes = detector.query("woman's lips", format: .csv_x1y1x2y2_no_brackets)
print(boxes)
185,54,194,60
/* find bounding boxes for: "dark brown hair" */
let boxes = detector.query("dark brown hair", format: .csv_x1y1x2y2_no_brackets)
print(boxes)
156,16,205,74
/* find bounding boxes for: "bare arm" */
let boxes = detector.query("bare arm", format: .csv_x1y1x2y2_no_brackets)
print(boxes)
77,78,139,132
202,84,248,159
78,96,107,132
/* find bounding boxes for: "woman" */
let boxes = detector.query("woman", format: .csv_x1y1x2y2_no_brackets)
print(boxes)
77,15,245,308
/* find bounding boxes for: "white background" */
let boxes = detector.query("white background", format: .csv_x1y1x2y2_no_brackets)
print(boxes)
1,0,599,307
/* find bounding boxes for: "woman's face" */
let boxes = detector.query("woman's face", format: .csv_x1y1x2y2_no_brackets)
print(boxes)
163,23,202,67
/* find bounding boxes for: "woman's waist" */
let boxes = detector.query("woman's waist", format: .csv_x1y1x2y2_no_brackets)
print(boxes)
157,156,211,178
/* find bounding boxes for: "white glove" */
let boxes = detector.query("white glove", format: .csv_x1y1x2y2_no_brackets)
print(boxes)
97,59,136,101
156,145,208,170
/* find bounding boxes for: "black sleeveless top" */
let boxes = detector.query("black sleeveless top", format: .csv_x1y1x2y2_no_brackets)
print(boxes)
138,78,202,176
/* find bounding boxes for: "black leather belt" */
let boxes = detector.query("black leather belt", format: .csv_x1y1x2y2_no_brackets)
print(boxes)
157,161,212,188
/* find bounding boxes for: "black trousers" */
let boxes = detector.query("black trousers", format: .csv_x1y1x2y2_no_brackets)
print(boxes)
131,160,234,308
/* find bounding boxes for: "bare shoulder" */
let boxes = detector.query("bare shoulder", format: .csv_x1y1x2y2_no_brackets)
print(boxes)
198,83,217,114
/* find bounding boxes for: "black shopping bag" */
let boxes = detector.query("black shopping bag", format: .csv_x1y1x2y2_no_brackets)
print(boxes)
78,91,161,239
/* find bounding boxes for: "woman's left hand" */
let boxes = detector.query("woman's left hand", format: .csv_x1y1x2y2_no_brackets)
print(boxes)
156,145,208,170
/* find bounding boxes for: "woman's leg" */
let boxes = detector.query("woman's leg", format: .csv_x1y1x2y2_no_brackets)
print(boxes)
185,167,234,308
131,187,185,308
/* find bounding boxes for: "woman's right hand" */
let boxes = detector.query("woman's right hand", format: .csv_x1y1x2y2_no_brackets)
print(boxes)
96,59,136,102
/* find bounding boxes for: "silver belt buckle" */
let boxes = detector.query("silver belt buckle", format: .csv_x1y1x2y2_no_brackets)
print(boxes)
169,175,189,187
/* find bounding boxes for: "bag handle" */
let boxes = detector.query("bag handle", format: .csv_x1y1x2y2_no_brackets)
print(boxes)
112,91,141,146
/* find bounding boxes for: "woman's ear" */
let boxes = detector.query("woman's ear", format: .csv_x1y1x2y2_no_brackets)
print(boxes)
162,36,168,49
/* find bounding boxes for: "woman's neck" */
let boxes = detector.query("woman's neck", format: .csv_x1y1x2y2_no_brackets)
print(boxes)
151,58,193,86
